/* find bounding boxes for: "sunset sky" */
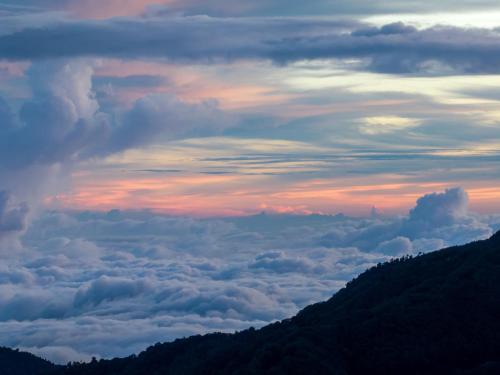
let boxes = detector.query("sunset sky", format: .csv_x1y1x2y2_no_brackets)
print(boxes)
1,0,500,216
1,0,500,364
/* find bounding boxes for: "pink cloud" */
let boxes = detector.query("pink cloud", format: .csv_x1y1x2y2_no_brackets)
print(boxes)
47,168,500,217
94,59,293,111
66,0,175,19
64,0,252,19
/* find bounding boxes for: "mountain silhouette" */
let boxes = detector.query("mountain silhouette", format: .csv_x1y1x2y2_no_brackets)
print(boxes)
5,232,500,375
0,347,58,375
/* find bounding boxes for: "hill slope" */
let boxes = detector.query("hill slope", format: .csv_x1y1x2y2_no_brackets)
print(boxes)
10,232,500,374
0,347,58,375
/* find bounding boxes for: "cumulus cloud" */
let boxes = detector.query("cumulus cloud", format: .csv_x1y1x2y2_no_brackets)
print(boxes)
74,276,152,308
0,289,71,322
1,60,102,168
0,59,230,170
375,236,413,256
0,1,497,365
0,266,34,285
0,58,232,243
2,16,500,74
0,60,103,240
409,187,469,227
250,251,318,274
401,187,493,243
0,191,29,239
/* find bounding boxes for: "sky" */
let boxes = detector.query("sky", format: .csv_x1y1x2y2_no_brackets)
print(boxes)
0,0,500,364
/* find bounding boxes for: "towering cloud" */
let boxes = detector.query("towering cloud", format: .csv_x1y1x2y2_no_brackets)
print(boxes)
0,58,232,243
1,60,100,169
409,188,469,227
0,60,102,241
400,188,492,244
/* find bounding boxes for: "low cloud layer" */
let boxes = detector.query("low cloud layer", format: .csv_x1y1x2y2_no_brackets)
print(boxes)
0,188,497,364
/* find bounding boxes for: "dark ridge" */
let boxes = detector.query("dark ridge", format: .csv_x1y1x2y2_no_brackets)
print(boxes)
8,232,500,375
0,347,58,375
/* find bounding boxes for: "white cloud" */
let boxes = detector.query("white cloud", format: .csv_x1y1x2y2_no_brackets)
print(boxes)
0,188,495,364
0,58,235,247
360,116,421,135
401,187,493,243
409,187,469,227
375,236,413,256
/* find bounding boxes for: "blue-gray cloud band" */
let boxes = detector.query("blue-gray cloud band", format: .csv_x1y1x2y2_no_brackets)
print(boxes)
1,17,500,75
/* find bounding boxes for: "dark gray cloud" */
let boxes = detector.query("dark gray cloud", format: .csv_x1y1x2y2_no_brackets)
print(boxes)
2,16,500,74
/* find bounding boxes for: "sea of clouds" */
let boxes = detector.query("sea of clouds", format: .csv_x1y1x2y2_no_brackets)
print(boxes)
0,19,500,365
0,187,498,364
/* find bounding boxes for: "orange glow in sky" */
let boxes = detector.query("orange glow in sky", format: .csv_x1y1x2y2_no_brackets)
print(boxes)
48,172,500,217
